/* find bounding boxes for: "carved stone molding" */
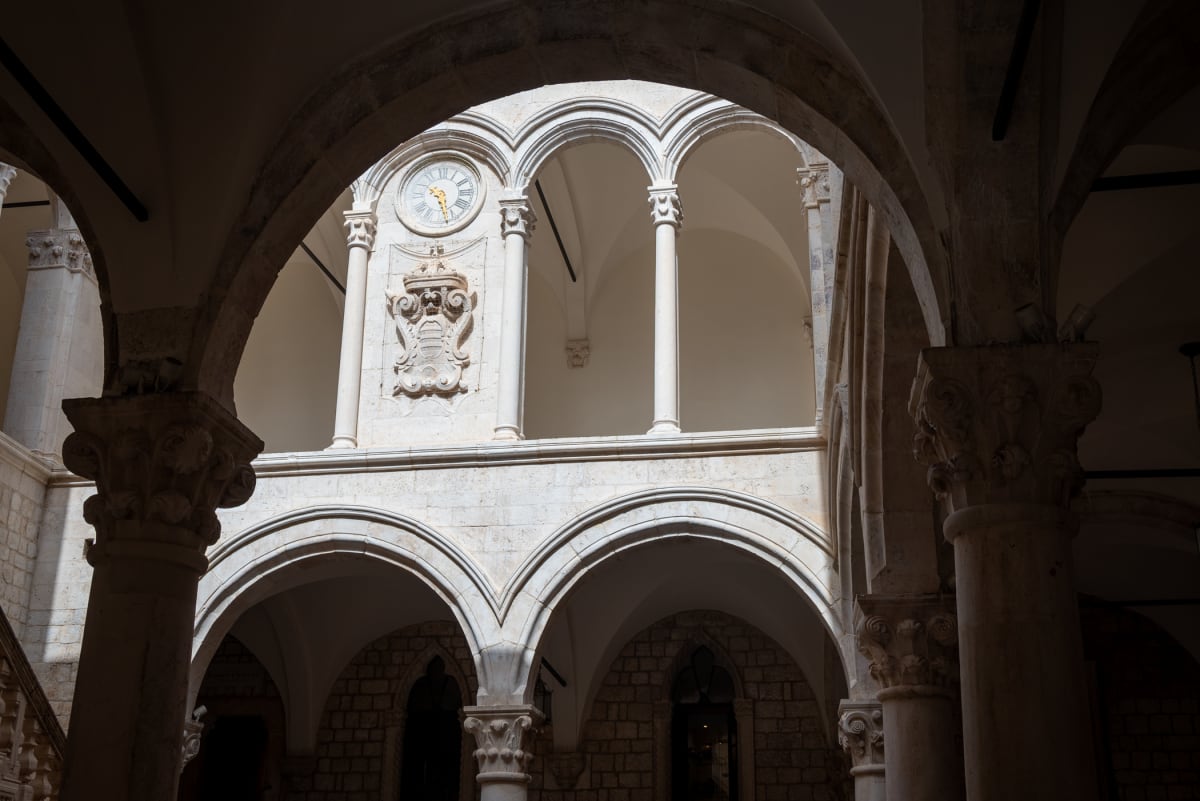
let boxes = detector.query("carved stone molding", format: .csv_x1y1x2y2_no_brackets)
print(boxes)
565,339,590,368
837,700,884,772
910,344,1101,511
386,245,476,398
179,707,205,772
61,392,264,570
462,705,542,784
648,185,683,228
499,198,536,240
855,595,959,693
344,210,377,251
796,165,831,209
25,230,94,280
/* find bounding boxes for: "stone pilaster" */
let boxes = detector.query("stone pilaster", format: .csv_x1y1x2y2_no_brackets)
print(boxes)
463,705,542,801
838,700,884,801
909,343,1101,801
58,392,262,801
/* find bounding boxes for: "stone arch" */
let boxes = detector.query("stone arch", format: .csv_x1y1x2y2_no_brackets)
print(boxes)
660,628,747,703
189,0,949,404
510,98,664,191
493,486,842,707
190,505,501,709
663,97,807,179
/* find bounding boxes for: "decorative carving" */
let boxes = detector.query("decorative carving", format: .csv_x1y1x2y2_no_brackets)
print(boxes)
855,596,959,692
0,165,16,201
546,753,586,790
344,210,377,251
386,245,476,398
910,344,1101,511
61,392,263,567
499,199,536,240
180,706,206,772
648,186,683,228
25,230,94,280
462,706,541,782
565,339,590,368
837,700,884,770
796,166,831,208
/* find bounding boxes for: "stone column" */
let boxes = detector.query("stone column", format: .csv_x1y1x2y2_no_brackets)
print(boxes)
329,209,377,448
58,392,263,801
855,596,960,801
837,700,885,801
647,184,683,434
910,343,1102,801
796,164,832,425
494,198,536,440
463,705,541,801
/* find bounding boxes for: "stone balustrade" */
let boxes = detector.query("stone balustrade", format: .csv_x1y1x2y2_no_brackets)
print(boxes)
0,604,64,801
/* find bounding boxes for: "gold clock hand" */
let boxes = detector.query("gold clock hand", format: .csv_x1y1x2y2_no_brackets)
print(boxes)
428,187,450,221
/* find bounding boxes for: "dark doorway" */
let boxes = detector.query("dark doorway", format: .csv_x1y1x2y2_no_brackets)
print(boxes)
195,715,269,801
400,656,463,801
671,647,738,801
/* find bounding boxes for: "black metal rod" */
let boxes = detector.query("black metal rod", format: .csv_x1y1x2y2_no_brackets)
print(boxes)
1084,468,1200,479
299,241,345,294
540,657,568,688
992,0,1042,142
1092,170,1200,193
0,37,148,222
1081,598,1200,608
1,199,50,209
534,179,577,283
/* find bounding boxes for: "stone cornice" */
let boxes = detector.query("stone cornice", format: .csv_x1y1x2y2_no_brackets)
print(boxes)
0,431,53,484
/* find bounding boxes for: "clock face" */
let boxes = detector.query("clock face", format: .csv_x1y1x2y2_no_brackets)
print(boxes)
398,158,484,235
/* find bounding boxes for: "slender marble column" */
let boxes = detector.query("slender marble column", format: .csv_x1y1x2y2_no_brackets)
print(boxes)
856,596,961,801
838,700,886,801
911,344,1102,801
58,392,262,801
494,198,535,440
463,705,542,801
647,184,683,434
329,209,377,449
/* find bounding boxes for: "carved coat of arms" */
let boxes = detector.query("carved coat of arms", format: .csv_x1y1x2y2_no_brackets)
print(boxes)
386,246,476,398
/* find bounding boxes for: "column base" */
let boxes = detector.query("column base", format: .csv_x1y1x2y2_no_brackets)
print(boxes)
493,427,523,441
327,435,358,449
646,421,680,435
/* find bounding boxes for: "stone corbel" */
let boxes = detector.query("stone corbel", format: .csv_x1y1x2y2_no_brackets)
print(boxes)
565,339,590,368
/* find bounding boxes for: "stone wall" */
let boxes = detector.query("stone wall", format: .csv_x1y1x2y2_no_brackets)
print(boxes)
0,432,48,639
531,610,845,801
291,620,479,801
1082,605,1200,801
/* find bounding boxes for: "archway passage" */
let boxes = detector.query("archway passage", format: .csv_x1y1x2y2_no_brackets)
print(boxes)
671,646,739,801
400,656,465,801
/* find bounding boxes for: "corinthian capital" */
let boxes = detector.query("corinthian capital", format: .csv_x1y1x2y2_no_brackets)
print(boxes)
648,185,683,228
796,165,831,209
62,392,264,570
26,229,94,279
499,198,536,240
910,343,1101,512
855,595,958,694
0,164,16,201
343,210,377,250
837,700,884,771
462,705,542,783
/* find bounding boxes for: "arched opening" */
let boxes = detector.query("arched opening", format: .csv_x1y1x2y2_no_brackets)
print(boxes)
671,645,738,801
400,656,465,801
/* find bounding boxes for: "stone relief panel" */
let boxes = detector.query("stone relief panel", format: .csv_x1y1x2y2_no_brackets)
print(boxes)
386,245,476,399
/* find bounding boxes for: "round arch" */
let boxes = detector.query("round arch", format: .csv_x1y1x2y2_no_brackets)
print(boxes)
663,97,807,178
191,505,502,709
189,0,950,403
491,486,843,708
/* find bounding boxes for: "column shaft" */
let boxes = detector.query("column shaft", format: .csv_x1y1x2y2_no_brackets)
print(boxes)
648,185,682,435
330,211,376,448
495,200,535,440
879,689,957,801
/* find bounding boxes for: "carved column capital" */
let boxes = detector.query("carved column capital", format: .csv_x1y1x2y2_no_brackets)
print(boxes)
855,595,959,695
565,339,590,368
0,163,16,200
910,343,1101,512
499,197,536,240
648,184,683,228
343,210,377,250
25,229,94,280
61,392,264,571
796,165,831,209
462,705,542,785
837,700,884,773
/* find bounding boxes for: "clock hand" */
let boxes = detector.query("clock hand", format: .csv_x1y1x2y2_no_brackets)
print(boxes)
428,186,450,221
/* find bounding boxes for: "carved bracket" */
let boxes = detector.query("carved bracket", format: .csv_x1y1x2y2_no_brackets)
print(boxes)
386,245,476,398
